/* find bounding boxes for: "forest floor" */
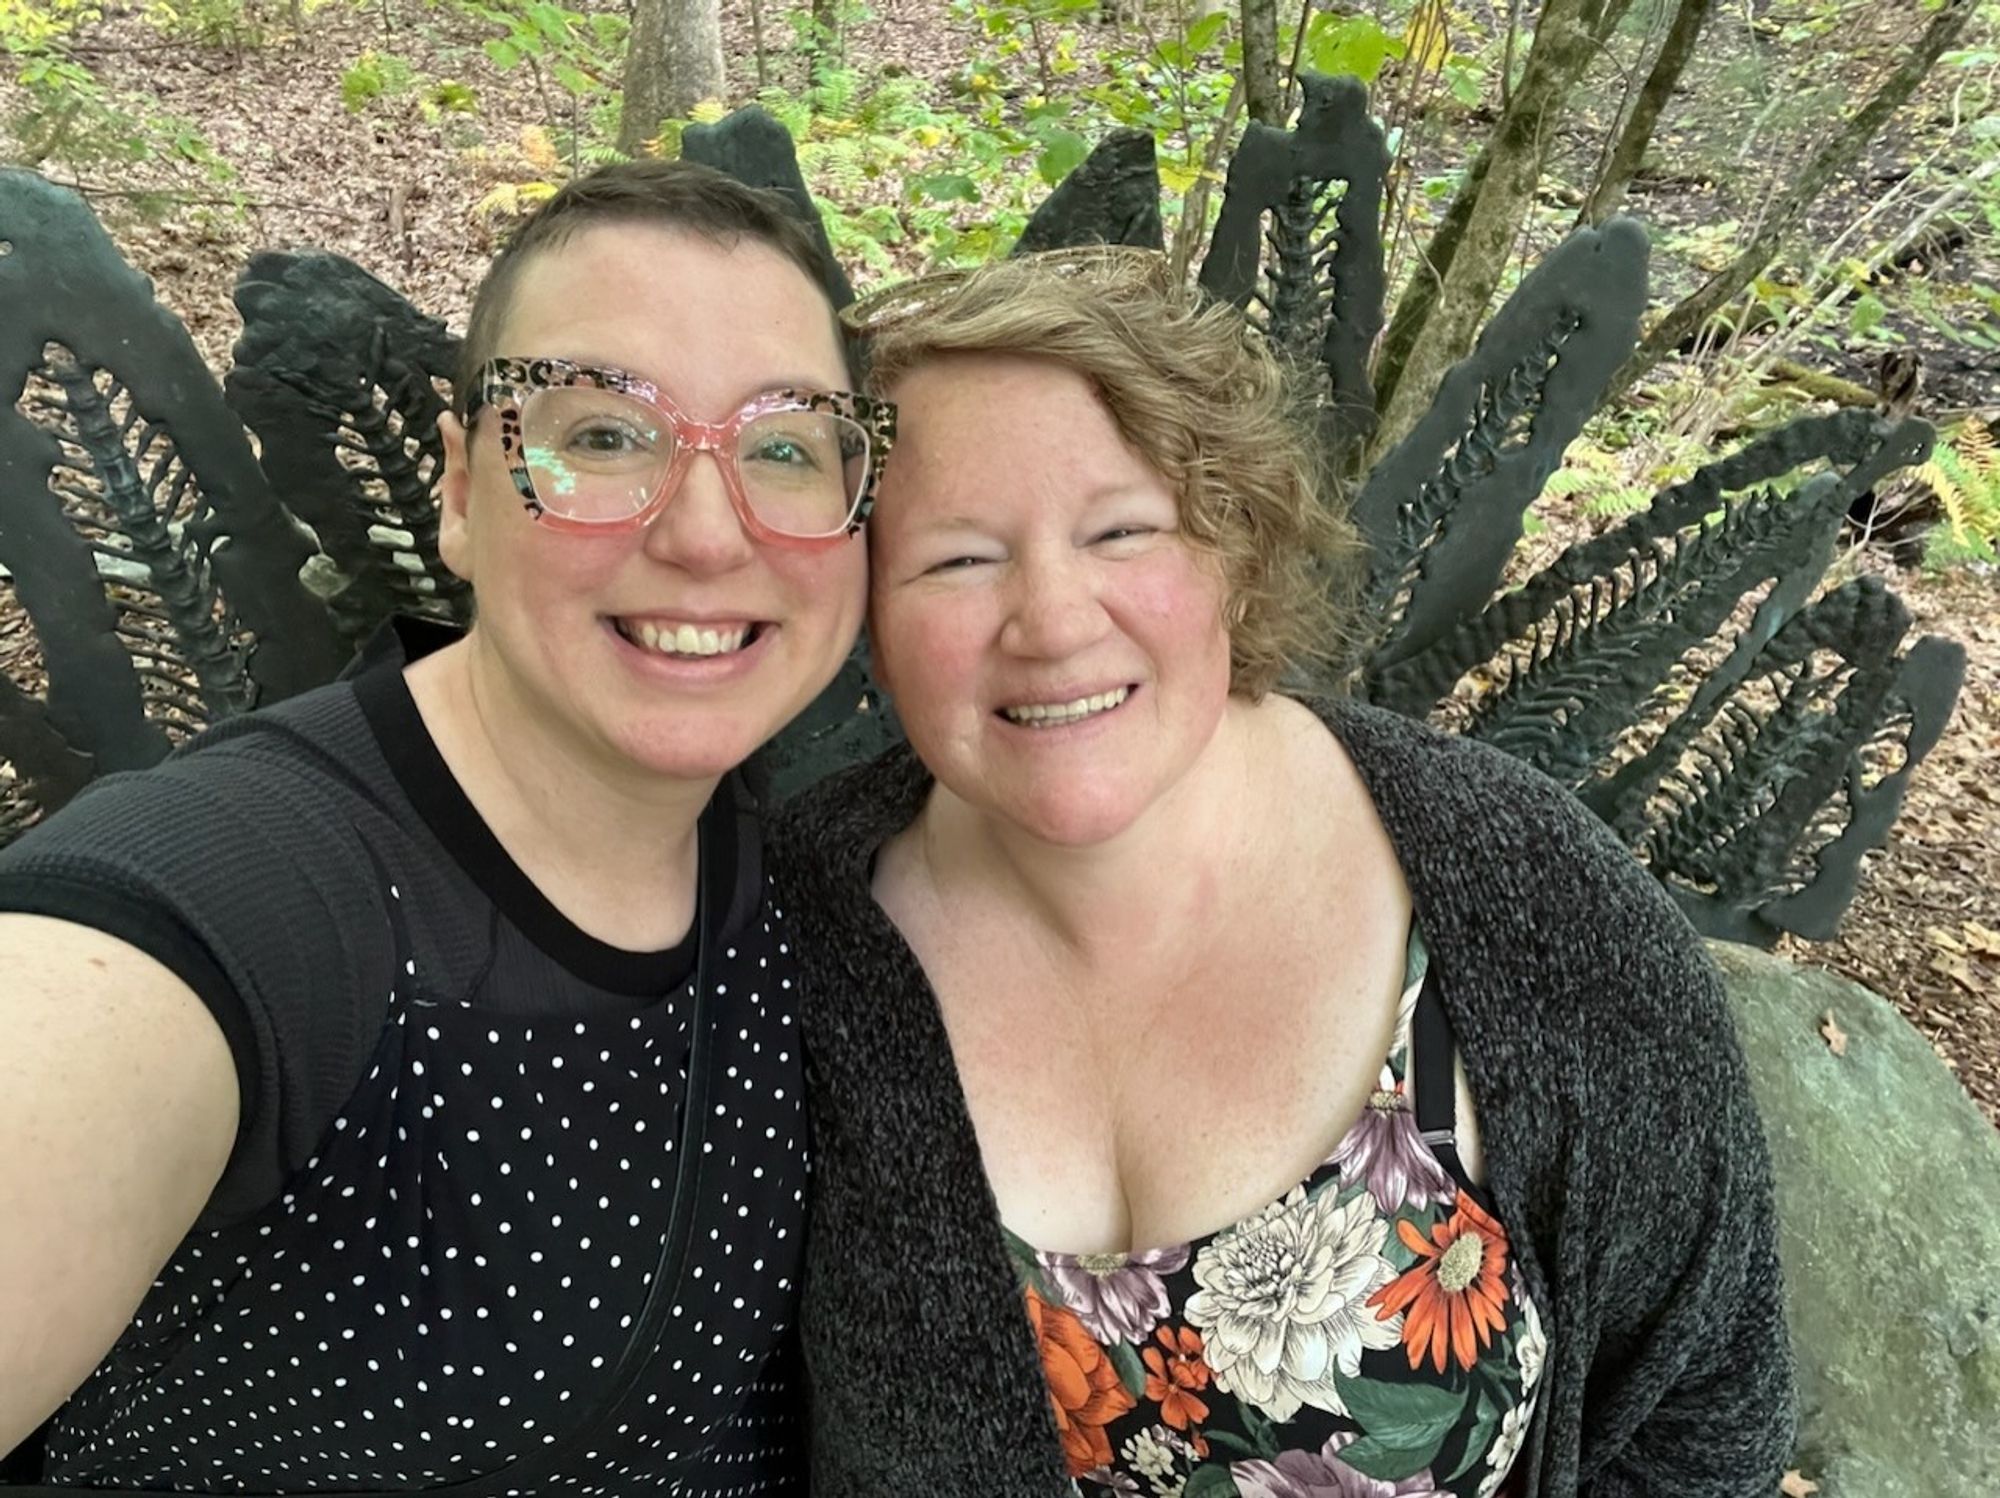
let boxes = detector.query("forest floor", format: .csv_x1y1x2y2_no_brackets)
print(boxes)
10,0,2000,1121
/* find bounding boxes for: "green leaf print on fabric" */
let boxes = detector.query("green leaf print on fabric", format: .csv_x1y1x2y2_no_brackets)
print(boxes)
1238,1399,1282,1460
1329,1376,1467,1479
1108,1337,1149,1401
1184,1462,1243,1498
1444,1391,1500,1483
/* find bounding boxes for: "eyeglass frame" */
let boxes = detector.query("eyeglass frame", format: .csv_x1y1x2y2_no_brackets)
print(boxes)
460,356,898,550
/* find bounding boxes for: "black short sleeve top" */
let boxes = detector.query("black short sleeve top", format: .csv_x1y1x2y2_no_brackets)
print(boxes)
0,620,810,1495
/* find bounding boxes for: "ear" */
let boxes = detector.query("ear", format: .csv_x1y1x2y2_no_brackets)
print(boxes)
436,410,476,583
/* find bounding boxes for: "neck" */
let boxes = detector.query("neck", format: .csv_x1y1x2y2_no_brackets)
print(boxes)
916,697,1272,969
405,634,715,941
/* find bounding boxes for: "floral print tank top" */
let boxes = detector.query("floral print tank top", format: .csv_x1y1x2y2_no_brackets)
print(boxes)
1007,928,1545,1498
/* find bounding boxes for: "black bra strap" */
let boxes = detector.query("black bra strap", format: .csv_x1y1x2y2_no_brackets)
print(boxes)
1411,966,1459,1142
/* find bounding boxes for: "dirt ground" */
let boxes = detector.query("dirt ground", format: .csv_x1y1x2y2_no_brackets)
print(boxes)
10,0,1999,1122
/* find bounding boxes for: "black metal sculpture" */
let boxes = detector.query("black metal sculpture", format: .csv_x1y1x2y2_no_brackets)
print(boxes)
681,105,855,310
0,169,345,825
0,79,1969,947
1352,219,1651,689
1013,127,1166,256
226,250,471,650
1196,73,1388,455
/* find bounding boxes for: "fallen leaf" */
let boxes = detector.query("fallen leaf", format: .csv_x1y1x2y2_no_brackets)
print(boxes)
1962,920,2000,958
1928,924,1967,954
1930,953,1988,995
1781,1473,1820,1498
1819,1011,1849,1056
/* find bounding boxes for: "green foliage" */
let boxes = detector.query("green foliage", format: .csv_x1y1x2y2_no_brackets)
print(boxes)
1304,12,1397,84
341,47,480,119
341,48,417,111
2,0,231,190
145,0,262,50
456,0,625,138
1917,418,2000,570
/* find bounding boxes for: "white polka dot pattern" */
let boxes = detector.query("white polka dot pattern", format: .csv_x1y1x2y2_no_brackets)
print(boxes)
46,902,810,1496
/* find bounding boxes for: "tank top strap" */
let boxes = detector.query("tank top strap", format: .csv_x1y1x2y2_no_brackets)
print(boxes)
1402,922,1463,1168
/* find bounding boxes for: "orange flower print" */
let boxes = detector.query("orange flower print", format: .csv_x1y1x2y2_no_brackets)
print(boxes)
1367,1193,1512,1375
1025,1287,1138,1475
1141,1324,1212,1433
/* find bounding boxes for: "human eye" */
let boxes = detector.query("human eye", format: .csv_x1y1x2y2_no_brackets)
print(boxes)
1090,522,1162,550
564,416,653,459
745,414,835,472
748,435,819,469
925,553,991,574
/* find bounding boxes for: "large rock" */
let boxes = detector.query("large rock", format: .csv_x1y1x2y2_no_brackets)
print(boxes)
1716,941,2000,1497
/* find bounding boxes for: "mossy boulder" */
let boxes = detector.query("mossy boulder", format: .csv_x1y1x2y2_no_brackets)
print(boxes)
1716,941,2000,1497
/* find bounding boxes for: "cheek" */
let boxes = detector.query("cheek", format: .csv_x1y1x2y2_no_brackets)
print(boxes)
869,589,982,711
1128,556,1229,654
773,542,869,635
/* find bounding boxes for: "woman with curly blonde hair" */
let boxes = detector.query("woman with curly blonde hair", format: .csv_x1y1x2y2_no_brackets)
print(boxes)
776,250,1792,1498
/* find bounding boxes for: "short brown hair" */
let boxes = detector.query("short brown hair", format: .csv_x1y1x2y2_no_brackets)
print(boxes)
456,159,836,412
858,252,1364,698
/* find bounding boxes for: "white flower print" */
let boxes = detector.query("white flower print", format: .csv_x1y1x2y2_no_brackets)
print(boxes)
1515,1289,1546,1394
1478,1397,1536,1498
1122,1427,1178,1481
1184,1185,1403,1422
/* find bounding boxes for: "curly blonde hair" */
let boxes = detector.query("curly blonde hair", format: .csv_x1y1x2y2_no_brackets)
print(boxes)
856,251,1363,698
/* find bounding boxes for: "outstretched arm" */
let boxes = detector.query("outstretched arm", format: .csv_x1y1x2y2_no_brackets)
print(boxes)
0,914,238,1454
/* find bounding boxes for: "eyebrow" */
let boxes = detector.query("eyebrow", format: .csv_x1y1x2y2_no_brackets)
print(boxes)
535,355,848,399
901,513,996,535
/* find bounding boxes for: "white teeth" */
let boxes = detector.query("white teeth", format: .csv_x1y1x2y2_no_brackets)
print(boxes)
1002,686,1130,727
622,621,751,657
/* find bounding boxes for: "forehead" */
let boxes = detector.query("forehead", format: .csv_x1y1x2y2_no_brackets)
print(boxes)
878,354,1165,516
498,223,848,399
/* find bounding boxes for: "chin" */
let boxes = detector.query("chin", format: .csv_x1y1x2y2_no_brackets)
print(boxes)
611,713,769,785
992,786,1151,849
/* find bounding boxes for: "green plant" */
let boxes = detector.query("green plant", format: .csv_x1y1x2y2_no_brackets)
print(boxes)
1917,417,2000,569
341,48,417,111
2,0,231,190
145,0,263,50
340,47,480,119
454,0,626,161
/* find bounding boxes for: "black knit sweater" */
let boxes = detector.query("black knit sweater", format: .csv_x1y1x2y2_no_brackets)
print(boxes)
772,698,1795,1498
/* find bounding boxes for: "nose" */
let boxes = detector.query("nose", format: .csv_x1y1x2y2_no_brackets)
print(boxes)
642,446,756,573
998,550,1107,660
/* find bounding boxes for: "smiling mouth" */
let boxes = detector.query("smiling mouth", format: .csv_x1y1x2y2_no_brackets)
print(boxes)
1000,686,1132,728
612,618,766,658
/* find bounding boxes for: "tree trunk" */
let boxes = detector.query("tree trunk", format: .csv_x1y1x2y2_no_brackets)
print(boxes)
618,0,726,156
1608,0,1977,400
1579,0,1713,225
811,0,842,68
1240,0,1284,125
1369,0,1626,459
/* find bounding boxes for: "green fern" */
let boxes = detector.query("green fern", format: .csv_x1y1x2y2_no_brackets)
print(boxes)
1916,417,2000,569
807,66,863,124
755,85,814,139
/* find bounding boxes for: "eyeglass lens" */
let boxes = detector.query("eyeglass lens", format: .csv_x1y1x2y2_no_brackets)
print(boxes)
519,387,871,536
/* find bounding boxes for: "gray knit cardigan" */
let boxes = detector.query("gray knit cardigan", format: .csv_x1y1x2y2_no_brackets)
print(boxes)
772,698,1795,1497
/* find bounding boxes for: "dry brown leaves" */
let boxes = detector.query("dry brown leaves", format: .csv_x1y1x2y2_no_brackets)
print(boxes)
1781,559,2000,1129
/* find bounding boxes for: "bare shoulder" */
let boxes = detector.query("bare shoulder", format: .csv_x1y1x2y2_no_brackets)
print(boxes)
0,914,238,1450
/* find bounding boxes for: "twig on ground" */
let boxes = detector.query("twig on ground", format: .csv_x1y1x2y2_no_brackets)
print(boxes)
44,180,367,223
